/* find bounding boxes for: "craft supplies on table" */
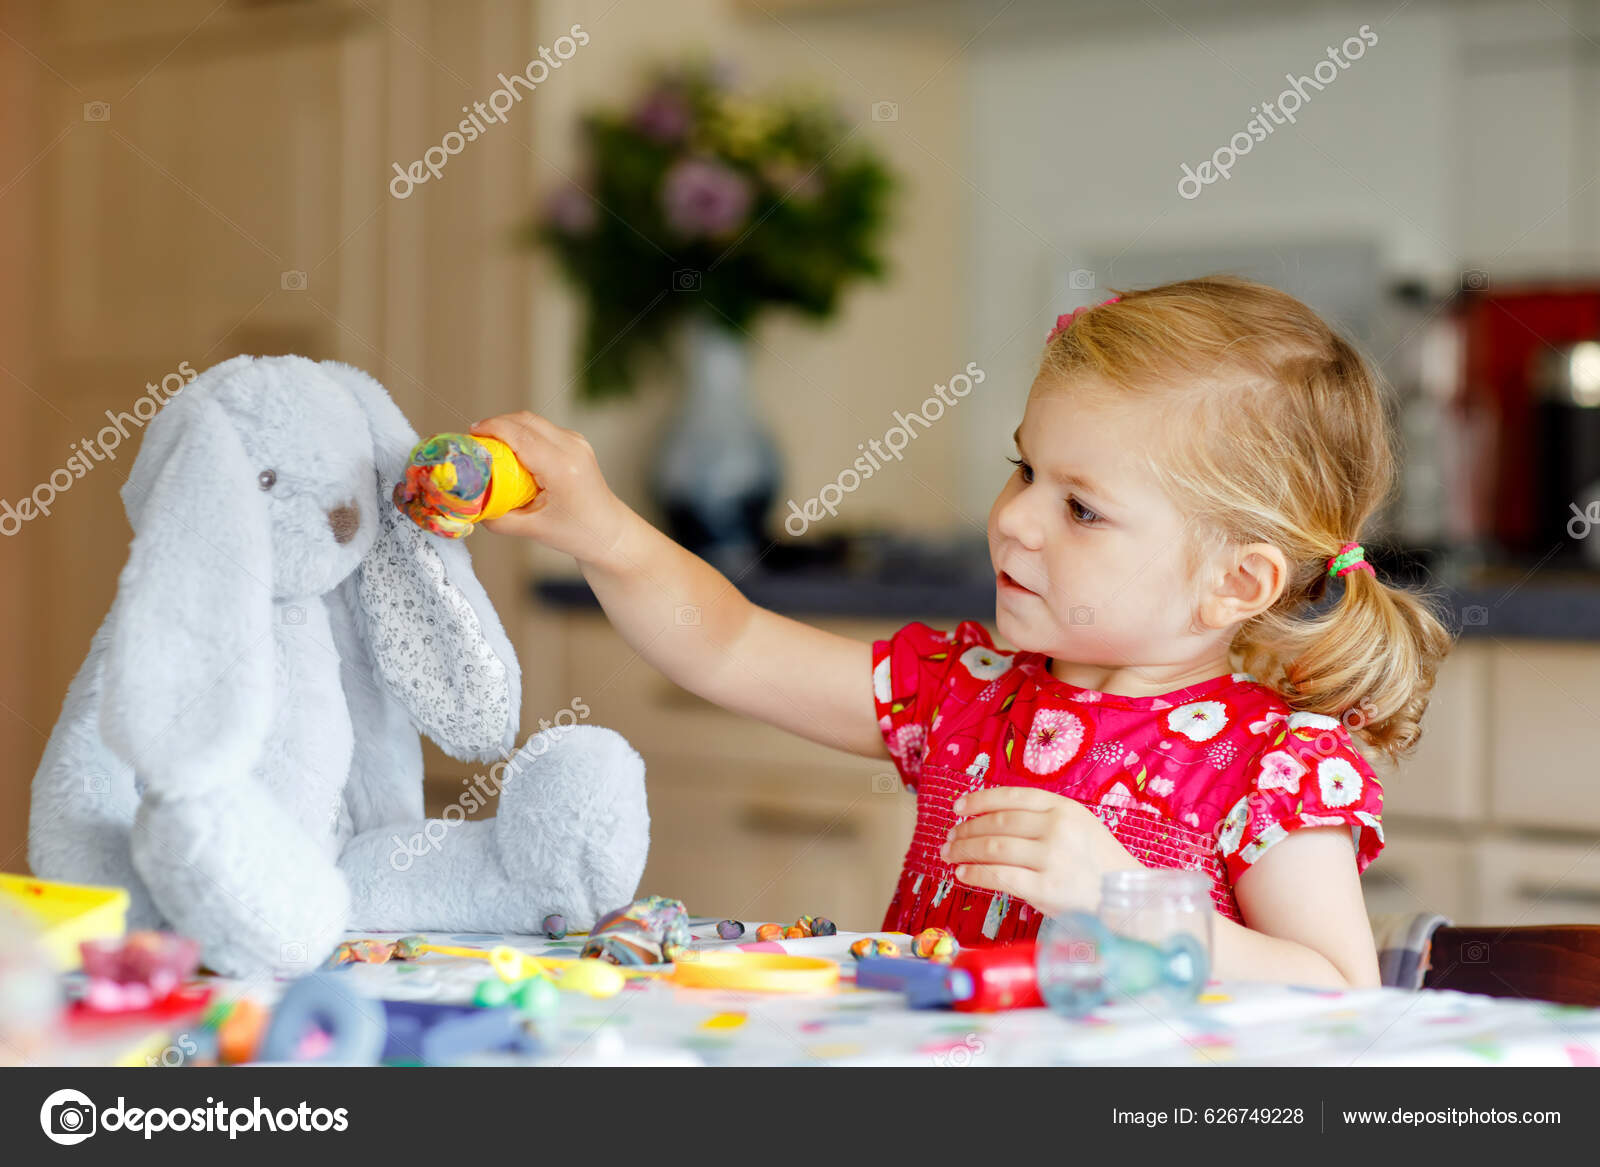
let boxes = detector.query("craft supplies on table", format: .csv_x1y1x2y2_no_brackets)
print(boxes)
0,874,129,970
149,918,1600,1067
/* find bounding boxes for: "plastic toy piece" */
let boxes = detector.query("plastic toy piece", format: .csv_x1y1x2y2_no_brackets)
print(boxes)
77,931,200,1012
258,975,387,1065
393,432,540,538
949,943,1044,1013
380,1000,541,1065
0,874,130,970
854,955,953,1002
670,952,839,994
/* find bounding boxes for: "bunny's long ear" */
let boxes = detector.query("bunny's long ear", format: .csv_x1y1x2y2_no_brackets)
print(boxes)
318,360,522,761
100,391,276,788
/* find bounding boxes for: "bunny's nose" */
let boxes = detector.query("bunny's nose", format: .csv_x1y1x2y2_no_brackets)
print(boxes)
328,502,361,544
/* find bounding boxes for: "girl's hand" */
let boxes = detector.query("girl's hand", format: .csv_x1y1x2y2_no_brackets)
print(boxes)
469,412,633,566
940,787,1143,918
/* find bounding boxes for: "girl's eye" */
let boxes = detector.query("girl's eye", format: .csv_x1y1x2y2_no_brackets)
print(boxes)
1006,455,1033,484
1069,497,1102,525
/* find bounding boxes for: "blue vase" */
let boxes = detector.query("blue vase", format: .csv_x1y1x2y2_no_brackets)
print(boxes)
651,315,781,573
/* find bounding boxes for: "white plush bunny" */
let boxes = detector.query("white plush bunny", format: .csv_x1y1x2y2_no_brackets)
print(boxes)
28,355,649,977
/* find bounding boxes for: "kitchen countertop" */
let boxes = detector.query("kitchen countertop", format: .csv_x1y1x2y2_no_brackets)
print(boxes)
534,553,1600,637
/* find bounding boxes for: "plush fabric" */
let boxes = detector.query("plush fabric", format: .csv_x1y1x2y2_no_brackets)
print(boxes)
28,355,649,977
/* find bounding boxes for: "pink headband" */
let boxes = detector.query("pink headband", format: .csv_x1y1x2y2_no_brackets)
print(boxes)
1047,295,1121,343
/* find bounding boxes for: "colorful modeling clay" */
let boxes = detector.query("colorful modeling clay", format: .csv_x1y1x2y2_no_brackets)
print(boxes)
715,920,745,940
78,931,200,1012
810,917,837,937
849,937,901,960
393,432,540,538
543,914,567,939
912,927,958,963
756,924,786,942
325,938,395,968
580,896,693,966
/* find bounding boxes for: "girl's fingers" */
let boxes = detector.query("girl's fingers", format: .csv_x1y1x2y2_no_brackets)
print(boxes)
941,832,1047,871
947,809,1047,840
954,787,1071,816
952,863,1038,902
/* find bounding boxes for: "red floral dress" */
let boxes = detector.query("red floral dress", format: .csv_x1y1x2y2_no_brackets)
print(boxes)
872,620,1385,946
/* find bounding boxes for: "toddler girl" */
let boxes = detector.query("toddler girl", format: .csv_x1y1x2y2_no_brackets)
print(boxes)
475,274,1453,990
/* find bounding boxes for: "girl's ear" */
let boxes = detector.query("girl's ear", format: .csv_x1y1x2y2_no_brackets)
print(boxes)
100,393,276,786
1199,542,1288,630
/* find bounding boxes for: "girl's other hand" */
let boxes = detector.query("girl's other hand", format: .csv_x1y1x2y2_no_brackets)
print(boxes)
940,787,1143,918
470,412,633,566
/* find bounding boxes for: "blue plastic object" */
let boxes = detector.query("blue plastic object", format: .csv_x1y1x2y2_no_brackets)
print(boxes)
380,1000,542,1064
259,974,387,1065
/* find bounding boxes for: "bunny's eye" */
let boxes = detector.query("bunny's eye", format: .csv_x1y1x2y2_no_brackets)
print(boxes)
258,469,277,491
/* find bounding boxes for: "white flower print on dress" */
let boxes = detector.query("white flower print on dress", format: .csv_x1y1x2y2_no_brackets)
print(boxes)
872,656,893,704
1317,756,1363,807
1288,711,1342,734
1071,689,1103,703
959,645,1011,680
1240,821,1288,865
1166,700,1229,743
1022,707,1088,775
1147,776,1176,796
886,723,927,778
1354,809,1384,843
1217,796,1250,856
1299,813,1350,828
966,752,991,780
1256,749,1308,795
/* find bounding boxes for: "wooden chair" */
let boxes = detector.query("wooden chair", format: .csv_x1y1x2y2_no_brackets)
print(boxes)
1424,925,1600,1008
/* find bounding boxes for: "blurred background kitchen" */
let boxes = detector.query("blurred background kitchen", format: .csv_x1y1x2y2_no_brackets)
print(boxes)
6,0,1600,932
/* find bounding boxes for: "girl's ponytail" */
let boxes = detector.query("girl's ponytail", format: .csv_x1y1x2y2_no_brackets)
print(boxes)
1240,560,1456,761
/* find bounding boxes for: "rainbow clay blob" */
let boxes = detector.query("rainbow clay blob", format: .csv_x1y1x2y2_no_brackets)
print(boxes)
393,432,540,538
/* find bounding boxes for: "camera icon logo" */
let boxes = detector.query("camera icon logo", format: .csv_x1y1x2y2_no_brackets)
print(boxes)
282,605,306,626
870,772,900,794
871,100,899,122
1461,269,1490,291
40,1089,97,1145
280,941,308,964
83,774,109,795
675,605,701,626
1068,268,1097,290
1069,605,1095,626
281,270,308,292
1462,605,1488,627
672,269,702,292
1462,940,1490,963
83,102,111,122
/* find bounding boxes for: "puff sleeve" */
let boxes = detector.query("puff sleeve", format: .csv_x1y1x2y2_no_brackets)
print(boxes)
1218,711,1385,888
871,620,997,790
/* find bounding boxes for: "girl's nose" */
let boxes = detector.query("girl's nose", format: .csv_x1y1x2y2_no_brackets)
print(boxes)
994,487,1043,550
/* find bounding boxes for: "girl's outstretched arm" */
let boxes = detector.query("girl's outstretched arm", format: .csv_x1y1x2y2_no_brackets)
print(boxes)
474,412,889,760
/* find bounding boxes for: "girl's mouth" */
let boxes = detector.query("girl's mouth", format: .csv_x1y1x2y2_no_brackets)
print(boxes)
997,569,1036,596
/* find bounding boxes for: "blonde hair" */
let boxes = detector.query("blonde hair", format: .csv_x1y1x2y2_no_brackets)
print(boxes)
1039,274,1455,762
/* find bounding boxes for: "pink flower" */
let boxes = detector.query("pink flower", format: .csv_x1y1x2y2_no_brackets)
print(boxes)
545,185,597,235
632,87,692,143
1256,749,1307,795
662,157,753,238
1022,707,1089,776
886,723,927,778
1046,296,1120,342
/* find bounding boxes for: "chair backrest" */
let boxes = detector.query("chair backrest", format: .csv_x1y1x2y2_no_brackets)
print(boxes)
1424,925,1600,1007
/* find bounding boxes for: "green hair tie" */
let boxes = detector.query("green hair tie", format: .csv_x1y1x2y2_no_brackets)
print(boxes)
1327,541,1375,579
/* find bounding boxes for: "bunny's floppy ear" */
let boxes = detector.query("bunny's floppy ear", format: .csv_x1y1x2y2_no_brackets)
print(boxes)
317,360,521,761
100,387,276,789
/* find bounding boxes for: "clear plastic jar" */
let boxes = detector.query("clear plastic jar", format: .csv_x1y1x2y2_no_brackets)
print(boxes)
1099,868,1213,959
1035,870,1212,1017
